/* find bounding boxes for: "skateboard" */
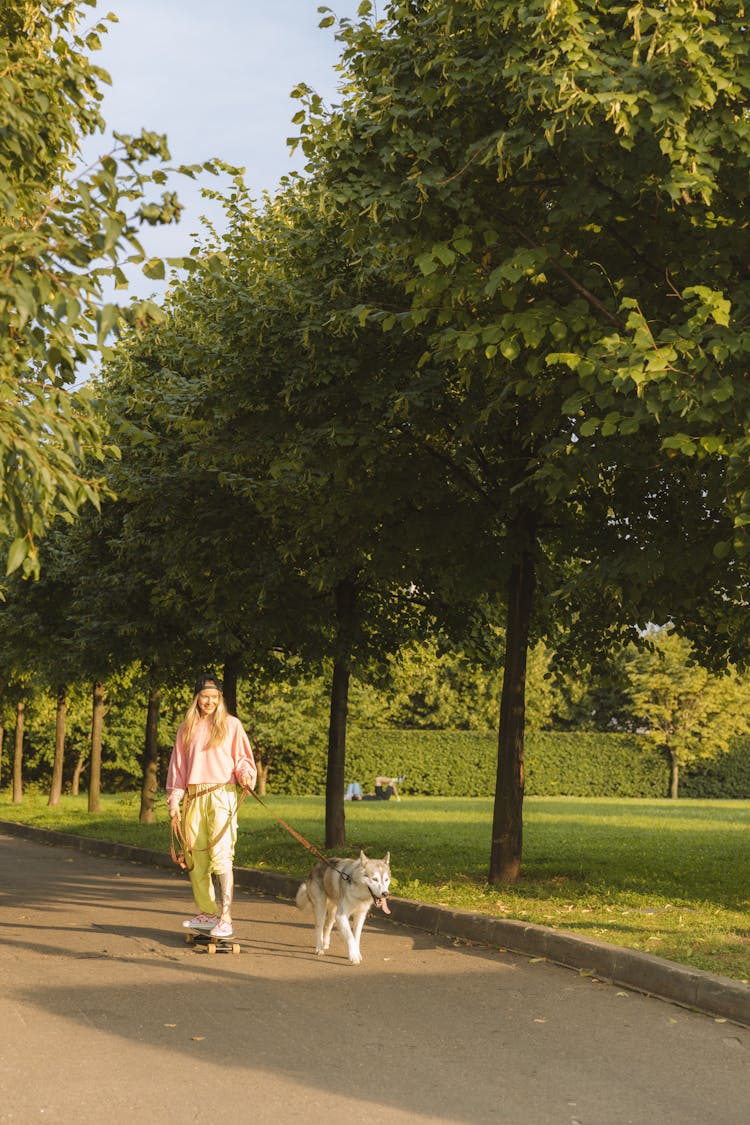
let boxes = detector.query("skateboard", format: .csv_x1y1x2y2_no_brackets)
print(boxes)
184,931,240,955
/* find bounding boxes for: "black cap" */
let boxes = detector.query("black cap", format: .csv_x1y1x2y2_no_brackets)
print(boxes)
193,672,223,696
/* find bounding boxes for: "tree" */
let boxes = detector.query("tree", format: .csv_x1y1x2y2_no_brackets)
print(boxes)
113,179,436,846
48,684,67,807
12,700,24,804
625,631,750,799
88,680,105,813
139,674,161,824
0,0,217,574
298,0,750,880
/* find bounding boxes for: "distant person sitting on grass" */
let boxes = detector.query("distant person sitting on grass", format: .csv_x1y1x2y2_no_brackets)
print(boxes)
344,782,363,801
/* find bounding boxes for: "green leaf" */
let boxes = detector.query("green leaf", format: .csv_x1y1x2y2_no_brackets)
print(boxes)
142,257,166,280
6,538,29,576
432,243,456,267
415,252,437,276
96,304,120,344
14,286,36,330
499,337,520,361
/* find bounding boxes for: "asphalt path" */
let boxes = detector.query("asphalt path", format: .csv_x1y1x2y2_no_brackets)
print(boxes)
1,831,749,1125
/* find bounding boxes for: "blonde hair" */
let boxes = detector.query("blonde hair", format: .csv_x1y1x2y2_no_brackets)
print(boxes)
179,693,229,751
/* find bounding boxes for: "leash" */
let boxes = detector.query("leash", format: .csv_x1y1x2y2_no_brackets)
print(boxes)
247,795,391,913
246,788,352,883
170,783,353,886
170,783,250,873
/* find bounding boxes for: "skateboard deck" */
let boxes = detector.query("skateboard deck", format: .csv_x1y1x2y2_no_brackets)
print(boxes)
184,931,240,955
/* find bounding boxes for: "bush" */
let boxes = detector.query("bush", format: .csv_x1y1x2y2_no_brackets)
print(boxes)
265,727,671,798
525,732,669,798
347,729,496,796
680,738,750,798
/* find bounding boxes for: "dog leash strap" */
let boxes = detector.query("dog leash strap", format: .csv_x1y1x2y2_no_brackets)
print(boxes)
170,784,250,872
247,789,352,881
170,819,192,871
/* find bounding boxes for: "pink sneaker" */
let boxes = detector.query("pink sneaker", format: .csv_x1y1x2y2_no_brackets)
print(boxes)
182,913,218,931
210,919,234,939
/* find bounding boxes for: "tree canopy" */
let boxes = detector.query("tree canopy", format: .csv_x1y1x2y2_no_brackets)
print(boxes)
294,0,750,876
4,0,750,883
0,0,217,574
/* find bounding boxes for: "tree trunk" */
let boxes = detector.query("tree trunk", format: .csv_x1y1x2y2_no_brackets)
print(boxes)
12,701,24,804
489,529,536,885
71,750,87,796
139,683,162,824
255,752,270,797
88,681,105,813
48,685,67,807
222,654,240,717
0,671,4,786
325,578,356,849
670,753,680,799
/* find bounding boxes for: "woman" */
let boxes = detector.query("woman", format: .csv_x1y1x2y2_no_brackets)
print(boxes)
167,672,257,939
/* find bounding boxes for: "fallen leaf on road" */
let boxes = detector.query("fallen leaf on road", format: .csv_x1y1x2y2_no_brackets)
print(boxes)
191,1036,205,1041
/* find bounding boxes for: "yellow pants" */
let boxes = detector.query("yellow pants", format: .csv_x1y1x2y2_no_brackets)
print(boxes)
183,784,238,915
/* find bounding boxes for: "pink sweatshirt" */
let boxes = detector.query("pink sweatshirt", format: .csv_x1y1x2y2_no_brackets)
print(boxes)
166,714,257,816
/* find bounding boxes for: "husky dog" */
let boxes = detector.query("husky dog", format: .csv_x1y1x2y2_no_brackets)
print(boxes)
295,851,391,964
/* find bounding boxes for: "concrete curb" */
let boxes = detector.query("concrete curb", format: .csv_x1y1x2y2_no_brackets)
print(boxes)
3,818,749,1027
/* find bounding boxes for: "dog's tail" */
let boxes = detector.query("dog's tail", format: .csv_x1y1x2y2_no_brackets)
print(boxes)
295,882,310,912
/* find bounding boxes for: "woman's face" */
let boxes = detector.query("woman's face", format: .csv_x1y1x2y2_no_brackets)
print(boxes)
197,689,220,717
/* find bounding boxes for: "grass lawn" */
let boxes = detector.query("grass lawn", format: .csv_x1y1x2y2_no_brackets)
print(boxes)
2,791,749,982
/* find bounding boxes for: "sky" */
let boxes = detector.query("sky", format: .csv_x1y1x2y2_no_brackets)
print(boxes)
85,0,364,299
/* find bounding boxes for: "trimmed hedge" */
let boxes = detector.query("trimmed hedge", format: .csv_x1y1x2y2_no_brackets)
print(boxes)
267,726,750,798
525,732,669,798
680,737,750,799
268,728,672,798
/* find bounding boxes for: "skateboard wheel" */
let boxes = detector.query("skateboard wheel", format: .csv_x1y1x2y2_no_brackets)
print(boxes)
206,943,217,955
231,943,240,954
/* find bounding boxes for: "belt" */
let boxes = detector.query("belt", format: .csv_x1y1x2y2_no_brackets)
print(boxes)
186,782,235,795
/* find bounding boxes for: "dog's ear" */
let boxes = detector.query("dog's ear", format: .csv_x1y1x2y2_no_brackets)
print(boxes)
384,851,390,865
359,849,367,864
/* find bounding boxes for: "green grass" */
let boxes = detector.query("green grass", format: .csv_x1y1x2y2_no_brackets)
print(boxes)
2,791,749,982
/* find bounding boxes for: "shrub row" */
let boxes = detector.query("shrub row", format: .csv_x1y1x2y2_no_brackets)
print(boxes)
269,728,675,798
680,737,750,799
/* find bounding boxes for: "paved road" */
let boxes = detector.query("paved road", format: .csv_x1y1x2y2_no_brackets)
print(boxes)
1,832,749,1125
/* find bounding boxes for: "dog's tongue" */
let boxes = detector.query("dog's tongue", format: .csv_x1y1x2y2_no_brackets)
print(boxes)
379,897,391,915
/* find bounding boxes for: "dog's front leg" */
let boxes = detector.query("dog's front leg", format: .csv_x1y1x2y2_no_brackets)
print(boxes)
336,910,362,964
351,904,370,956
312,895,333,955
319,900,336,953
313,911,326,956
